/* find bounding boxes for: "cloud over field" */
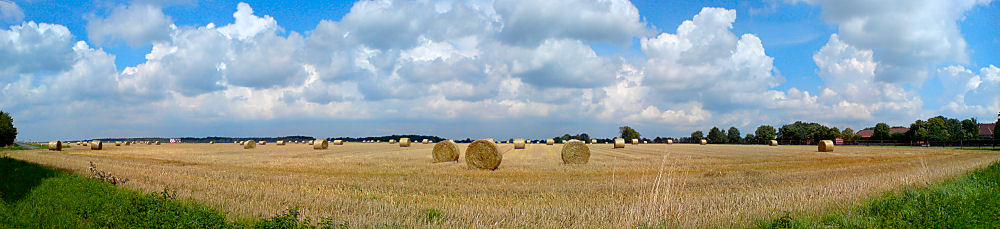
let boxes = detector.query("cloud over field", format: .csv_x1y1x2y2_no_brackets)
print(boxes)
0,0,997,140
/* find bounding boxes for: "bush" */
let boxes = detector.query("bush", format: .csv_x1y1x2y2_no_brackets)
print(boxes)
0,111,15,147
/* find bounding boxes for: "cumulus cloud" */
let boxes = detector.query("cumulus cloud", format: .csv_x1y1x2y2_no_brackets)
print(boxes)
798,0,993,83
494,0,650,46
4,0,990,140
86,4,174,47
809,34,923,122
0,1,23,23
0,22,76,78
937,65,1000,119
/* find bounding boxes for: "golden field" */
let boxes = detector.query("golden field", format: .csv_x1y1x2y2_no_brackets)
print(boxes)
6,142,1000,228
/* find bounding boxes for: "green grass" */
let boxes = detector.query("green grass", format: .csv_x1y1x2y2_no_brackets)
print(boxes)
755,161,1000,228
0,157,358,228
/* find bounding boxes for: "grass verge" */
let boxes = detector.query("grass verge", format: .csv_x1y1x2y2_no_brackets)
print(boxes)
755,161,1000,228
0,157,352,228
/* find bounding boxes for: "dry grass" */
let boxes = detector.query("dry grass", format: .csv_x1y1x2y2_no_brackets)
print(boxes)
7,143,1000,228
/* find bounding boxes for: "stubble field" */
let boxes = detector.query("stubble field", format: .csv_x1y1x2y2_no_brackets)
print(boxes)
7,142,1000,228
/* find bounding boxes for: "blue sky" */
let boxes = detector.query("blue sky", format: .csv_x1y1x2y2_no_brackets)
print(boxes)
1,0,998,141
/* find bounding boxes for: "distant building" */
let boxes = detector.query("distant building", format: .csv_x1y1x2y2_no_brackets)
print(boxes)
856,127,909,140
169,138,181,143
980,123,996,139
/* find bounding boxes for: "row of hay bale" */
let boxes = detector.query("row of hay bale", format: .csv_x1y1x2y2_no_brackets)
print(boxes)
431,139,591,170
47,140,167,151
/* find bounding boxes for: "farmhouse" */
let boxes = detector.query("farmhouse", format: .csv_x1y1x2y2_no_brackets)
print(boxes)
856,127,909,140
980,123,995,139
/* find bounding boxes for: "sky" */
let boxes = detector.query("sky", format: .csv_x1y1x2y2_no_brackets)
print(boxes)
1,0,999,141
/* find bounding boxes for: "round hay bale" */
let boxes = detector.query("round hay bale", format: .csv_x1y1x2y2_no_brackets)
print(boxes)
115,141,121,146
631,139,639,145
700,139,707,145
155,141,161,145
243,140,256,149
209,141,215,144
422,139,430,144
643,140,648,144
313,139,329,149
591,139,597,144
308,140,315,145
818,140,834,152
259,141,267,145
613,138,625,148
276,141,285,145
333,140,344,145
561,140,590,164
48,141,62,151
465,139,502,170
769,140,778,146
90,140,103,150
546,139,554,145
432,140,460,163
399,138,411,147
667,139,673,145
513,138,526,149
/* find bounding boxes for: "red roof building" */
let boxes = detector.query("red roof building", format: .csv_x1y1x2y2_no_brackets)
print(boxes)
981,123,996,138
856,127,909,139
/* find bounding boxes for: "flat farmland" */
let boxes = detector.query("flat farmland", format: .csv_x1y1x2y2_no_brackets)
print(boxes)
7,143,1000,227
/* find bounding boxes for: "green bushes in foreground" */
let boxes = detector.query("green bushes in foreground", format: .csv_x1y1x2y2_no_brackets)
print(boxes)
757,161,1000,228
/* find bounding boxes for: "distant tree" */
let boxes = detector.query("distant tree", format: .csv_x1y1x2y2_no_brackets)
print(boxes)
995,116,999,140
690,131,704,141
727,127,741,144
579,133,591,142
778,121,828,144
619,126,641,141
873,123,891,140
755,125,777,143
927,117,950,141
842,128,856,142
0,111,14,147
744,134,755,144
960,118,978,140
830,127,842,139
708,127,726,144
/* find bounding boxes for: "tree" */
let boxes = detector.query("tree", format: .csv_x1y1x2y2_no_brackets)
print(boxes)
961,118,978,140
708,127,727,144
778,121,828,144
873,123,891,140
690,131,704,141
830,127,842,139
755,125,777,144
995,117,999,140
727,127,741,144
744,134,755,144
842,128,856,142
0,111,15,147
619,126,641,140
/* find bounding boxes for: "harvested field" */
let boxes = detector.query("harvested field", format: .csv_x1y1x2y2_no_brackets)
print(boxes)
7,143,1000,227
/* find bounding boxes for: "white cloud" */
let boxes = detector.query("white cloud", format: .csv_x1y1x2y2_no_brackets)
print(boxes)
494,0,651,46
938,64,1000,119
809,34,923,123
639,7,780,110
800,0,994,83
217,2,277,40
86,4,174,47
5,1,994,141
0,0,23,23
0,22,76,78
